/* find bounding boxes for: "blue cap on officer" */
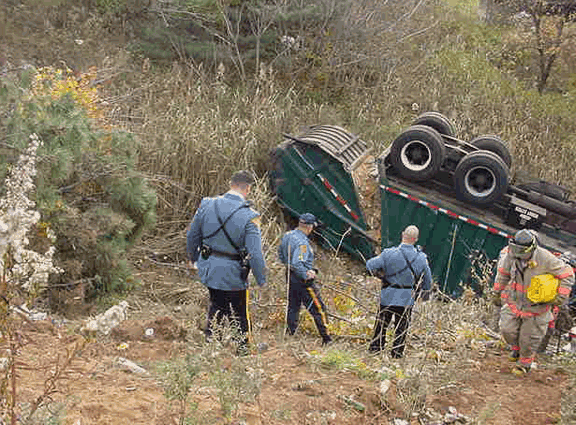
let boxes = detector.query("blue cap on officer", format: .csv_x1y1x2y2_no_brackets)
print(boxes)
299,213,317,226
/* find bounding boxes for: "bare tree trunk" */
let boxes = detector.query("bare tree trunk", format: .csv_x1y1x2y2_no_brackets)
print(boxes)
532,6,567,93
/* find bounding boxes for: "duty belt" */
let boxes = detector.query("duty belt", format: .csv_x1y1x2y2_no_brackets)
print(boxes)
208,247,242,261
389,283,414,289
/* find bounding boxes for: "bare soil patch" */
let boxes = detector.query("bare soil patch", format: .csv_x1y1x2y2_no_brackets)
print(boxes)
10,271,571,425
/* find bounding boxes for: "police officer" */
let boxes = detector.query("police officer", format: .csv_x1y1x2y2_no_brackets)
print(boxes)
367,225,432,358
278,213,332,345
186,170,267,353
493,229,574,373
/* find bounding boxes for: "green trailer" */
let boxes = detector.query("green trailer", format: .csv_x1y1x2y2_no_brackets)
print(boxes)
378,144,576,296
270,125,377,262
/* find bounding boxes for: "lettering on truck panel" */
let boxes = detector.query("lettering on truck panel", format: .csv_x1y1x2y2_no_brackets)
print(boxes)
514,206,540,220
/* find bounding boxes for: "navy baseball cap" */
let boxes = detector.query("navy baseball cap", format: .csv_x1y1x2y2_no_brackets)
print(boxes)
299,213,317,225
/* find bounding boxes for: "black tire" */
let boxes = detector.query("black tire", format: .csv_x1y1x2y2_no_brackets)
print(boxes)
413,112,455,137
453,150,510,205
390,125,446,181
470,135,512,168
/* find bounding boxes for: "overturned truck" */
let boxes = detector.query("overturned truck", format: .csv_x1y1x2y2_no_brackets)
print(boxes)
270,113,576,298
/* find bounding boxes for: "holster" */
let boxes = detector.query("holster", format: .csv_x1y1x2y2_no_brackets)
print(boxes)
201,244,250,281
238,247,251,281
200,244,212,260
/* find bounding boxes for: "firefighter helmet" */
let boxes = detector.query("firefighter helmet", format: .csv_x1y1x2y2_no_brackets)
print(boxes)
509,229,537,259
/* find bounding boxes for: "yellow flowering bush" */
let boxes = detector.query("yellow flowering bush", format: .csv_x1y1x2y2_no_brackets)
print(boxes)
29,66,105,124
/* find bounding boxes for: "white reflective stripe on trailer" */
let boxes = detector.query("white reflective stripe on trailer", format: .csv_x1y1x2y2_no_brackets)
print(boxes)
381,184,512,239
318,173,360,221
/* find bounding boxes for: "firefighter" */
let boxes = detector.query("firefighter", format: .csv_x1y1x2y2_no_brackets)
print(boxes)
493,229,574,373
186,170,267,355
278,213,332,345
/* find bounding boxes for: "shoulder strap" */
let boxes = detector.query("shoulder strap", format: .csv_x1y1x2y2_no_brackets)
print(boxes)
212,197,249,253
203,197,249,242
381,246,411,279
399,249,424,287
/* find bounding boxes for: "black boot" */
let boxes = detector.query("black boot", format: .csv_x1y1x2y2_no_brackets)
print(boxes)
322,335,333,346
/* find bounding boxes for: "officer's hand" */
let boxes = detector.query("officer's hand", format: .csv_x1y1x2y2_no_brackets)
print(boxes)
187,261,198,274
492,293,502,307
306,269,317,280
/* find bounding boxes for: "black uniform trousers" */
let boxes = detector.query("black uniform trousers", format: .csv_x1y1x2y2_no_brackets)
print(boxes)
206,287,250,347
369,304,413,358
286,279,331,343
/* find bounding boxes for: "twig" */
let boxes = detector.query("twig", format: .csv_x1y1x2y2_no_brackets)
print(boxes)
326,311,353,324
29,337,87,417
321,276,380,299
480,323,501,340
334,226,351,258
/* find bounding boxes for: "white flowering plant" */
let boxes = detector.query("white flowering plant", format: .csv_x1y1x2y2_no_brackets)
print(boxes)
0,134,62,298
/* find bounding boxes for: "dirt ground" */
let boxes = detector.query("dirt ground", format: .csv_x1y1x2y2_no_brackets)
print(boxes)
9,268,572,425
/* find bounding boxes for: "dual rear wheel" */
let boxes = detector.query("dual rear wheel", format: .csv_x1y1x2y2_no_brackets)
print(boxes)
389,113,511,205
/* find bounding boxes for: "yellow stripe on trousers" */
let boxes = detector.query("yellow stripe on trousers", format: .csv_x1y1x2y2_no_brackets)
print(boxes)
307,287,328,327
246,290,253,344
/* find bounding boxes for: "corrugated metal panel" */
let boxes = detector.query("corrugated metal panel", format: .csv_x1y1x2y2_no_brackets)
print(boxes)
284,125,371,172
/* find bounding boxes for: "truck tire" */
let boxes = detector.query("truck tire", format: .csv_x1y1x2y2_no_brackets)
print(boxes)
413,112,455,137
453,150,510,205
470,135,512,168
390,125,446,181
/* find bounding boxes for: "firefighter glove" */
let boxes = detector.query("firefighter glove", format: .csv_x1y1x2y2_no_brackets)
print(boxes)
492,293,502,307
551,296,565,306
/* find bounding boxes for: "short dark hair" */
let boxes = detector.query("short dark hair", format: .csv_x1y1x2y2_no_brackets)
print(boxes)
230,170,255,186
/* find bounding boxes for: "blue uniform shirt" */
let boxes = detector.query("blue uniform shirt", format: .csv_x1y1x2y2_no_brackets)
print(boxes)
366,243,432,306
186,191,267,290
278,229,314,281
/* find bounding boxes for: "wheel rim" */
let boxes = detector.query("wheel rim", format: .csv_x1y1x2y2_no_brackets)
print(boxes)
400,140,432,171
464,166,496,198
